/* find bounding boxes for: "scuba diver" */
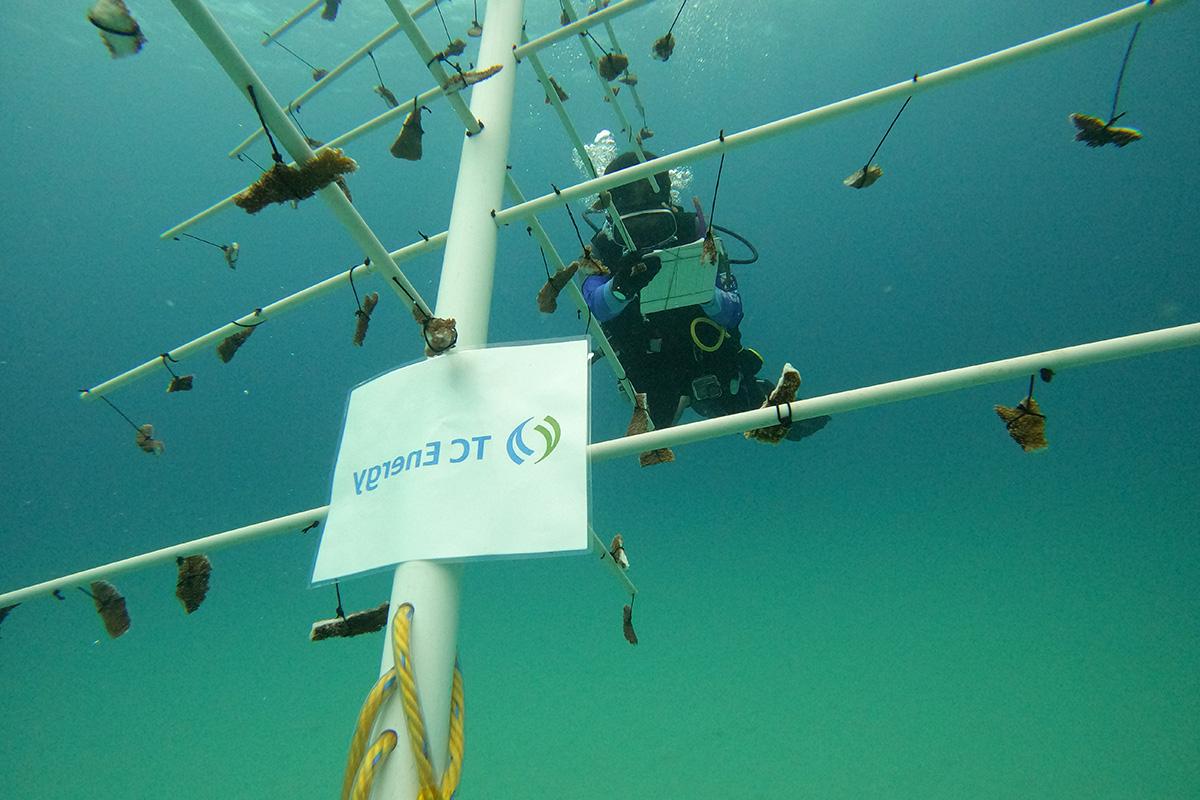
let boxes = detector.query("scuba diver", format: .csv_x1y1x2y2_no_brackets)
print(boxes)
581,151,831,439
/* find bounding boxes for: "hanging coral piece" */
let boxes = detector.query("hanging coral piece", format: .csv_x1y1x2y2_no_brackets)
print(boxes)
652,33,675,62
353,292,380,346
637,126,654,142
544,76,569,104
443,64,502,92
305,135,325,149
701,230,717,265
222,241,240,269
166,374,193,393
626,392,676,466
321,0,341,21
619,72,639,87
90,580,131,638
431,38,467,64
536,262,579,314
995,395,1048,452
217,326,255,362
843,164,883,189
175,555,212,614
389,104,429,161
234,148,358,213
575,245,609,276
609,534,630,570
746,363,803,444
310,602,390,641
1069,113,1142,148
598,53,630,81
622,604,638,645
135,423,164,455
467,20,483,37
87,0,147,59
374,84,400,108
412,306,458,356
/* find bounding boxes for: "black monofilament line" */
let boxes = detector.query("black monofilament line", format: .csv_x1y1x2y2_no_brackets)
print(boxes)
433,0,453,43
246,85,284,163
238,152,267,172
334,581,345,619
265,34,321,72
174,232,223,250
1110,23,1142,122
289,107,310,141
863,95,912,169
473,0,479,22
538,246,551,280
707,149,727,235
561,194,587,249
666,0,689,38
94,393,141,433
1026,374,1036,400
160,353,180,379
348,263,363,312
367,51,386,87
584,30,611,57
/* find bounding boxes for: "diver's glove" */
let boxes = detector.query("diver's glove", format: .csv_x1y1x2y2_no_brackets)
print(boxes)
610,250,662,299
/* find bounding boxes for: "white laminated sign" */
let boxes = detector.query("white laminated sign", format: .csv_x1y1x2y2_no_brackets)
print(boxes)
312,339,590,583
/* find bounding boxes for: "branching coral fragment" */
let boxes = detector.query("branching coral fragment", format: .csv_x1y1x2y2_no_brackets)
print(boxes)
1070,113,1142,148
536,262,579,314
443,64,502,92
995,396,1048,451
412,306,458,356
844,164,883,189
746,364,803,444
353,292,380,346
234,148,358,213
598,53,630,81
175,555,212,614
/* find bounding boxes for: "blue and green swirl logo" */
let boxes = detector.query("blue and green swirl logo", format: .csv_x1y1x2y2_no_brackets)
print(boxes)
506,415,561,465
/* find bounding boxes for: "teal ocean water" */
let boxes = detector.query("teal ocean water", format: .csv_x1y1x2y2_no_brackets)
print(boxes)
2,1,1198,797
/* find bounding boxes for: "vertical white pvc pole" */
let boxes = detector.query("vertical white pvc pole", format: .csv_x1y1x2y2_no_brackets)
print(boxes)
371,2,525,797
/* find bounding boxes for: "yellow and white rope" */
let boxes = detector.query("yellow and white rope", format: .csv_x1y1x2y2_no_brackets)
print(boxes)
349,729,398,800
340,668,398,800
340,602,466,800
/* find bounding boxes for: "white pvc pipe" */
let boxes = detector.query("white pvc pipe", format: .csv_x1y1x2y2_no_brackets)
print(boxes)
496,0,1187,226
511,0,655,61
0,507,327,607
169,0,433,318
588,321,1200,463
372,3,525,798
260,0,321,45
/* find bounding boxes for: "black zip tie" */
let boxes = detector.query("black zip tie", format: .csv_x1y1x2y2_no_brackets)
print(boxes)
85,391,141,433
348,263,364,313
300,520,319,534
775,401,793,429
160,353,181,379
173,232,224,251
392,277,456,353
706,135,726,236
231,308,265,328
666,0,689,38
246,85,284,164
417,230,430,242
77,586,97,600
1109,22,1142,123
264,33,323,73
432,0,454,43
861,95,912,172
53,589,65,600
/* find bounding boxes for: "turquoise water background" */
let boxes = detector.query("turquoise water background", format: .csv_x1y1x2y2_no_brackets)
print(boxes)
2,1,1198,797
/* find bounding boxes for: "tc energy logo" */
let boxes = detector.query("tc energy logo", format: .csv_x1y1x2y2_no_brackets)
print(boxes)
506,415,561,465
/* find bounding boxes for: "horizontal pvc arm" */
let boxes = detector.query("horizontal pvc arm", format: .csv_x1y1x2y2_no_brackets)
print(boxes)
590,321,1200,462
0,507,328,607
260,0,321,45
511,0,655,61
495,0,1186,227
